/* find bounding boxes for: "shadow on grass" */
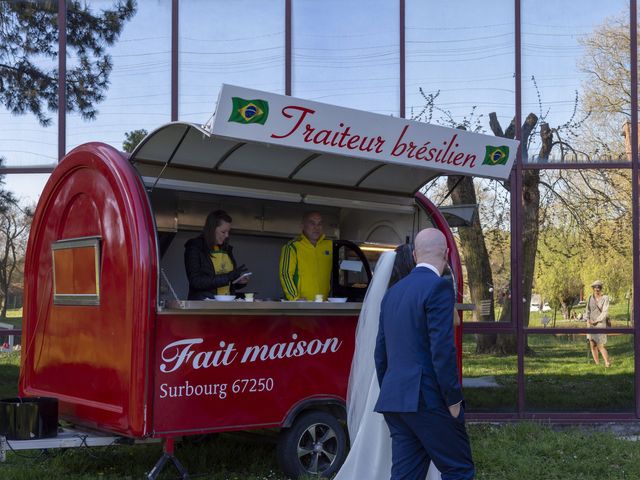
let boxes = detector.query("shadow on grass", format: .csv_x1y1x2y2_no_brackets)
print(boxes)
0,353,20,398
1,433,290,479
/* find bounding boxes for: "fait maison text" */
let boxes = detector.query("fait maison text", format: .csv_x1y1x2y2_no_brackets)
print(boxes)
159,333,342,373
157,334,342,400
270,105,478,168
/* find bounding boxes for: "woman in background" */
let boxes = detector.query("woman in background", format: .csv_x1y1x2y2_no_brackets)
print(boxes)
585,279,611,367
184,210,249,300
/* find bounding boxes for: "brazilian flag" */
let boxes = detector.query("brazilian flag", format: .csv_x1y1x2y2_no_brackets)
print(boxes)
483,145,510,166
228,97,269,125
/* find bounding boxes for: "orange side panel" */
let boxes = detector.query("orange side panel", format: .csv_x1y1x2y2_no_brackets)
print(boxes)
53,246,97,295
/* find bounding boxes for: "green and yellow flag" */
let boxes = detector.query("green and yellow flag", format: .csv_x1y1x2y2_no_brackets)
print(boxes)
228,97,269,125
483,145,510,166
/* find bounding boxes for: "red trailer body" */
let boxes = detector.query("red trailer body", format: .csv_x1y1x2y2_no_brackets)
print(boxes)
19,141,462,439
18,85,516,478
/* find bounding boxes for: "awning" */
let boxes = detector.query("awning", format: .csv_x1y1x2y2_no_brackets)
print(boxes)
130,122,441,198
129,85,517,203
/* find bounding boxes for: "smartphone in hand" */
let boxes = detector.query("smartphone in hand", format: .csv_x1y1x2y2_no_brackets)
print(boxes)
232,272,252,284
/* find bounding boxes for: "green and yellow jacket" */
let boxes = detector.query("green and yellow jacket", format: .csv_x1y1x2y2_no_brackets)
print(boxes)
279,234,332,300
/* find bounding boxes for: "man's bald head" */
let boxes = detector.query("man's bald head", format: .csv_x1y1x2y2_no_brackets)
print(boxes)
414,228,448,274
301,211,324,245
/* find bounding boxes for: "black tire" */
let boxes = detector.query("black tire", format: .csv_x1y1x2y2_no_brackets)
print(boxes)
277,410,348,479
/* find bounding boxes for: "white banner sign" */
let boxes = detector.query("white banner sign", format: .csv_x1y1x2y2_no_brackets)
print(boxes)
211,84,518,180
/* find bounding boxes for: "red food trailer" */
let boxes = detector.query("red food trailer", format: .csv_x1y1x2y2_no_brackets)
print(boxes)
18,85,517,478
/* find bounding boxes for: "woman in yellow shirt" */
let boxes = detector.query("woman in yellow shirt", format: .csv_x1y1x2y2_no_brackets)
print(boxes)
184,210,249,300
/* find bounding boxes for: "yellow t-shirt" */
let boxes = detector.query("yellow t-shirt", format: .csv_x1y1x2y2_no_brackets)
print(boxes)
279,234,332,300
210,246,233,295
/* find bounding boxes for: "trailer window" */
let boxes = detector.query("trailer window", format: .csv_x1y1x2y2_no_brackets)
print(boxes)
52,236,101,306
332,240,373,301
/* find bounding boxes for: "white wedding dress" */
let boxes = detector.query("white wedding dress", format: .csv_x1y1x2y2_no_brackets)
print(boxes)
334,251,441,480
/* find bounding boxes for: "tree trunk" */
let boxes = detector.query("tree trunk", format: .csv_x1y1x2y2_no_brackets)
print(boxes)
521,121,549,329
447,174,500,354
447,176,494,322
522,169,540,330
475,333,497,354
467,113,540,355
494,117,542,354
496,333,517,354
560,302,573,321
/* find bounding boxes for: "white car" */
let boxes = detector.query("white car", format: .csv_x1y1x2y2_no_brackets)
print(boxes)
542,302,552,312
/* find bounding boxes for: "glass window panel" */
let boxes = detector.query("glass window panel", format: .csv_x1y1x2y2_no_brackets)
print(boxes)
0,1,58,166
66,1,171,152
462,334,516,412
424,176,512,324
292,0,399,115
406,1,514,134
522,0,630,162
180,0,285,124
6,174,50,208
524,169,632,329
526,334,634,412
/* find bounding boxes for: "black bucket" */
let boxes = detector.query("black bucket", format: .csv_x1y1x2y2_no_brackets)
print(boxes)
0,397,58,440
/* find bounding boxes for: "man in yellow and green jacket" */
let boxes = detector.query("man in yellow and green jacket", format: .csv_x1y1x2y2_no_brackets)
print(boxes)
280,212,333,300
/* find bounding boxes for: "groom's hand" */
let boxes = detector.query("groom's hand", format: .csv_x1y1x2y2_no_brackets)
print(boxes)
448,401,462,418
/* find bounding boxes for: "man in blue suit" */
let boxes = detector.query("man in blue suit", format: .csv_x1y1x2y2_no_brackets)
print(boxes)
374,228,475,480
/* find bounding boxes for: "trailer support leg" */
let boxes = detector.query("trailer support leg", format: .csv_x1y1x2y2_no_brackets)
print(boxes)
147,437,189,479
0,435,6,462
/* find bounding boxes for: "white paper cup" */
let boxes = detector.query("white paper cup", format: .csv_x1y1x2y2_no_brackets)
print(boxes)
315,294,324,303
245,293,254,302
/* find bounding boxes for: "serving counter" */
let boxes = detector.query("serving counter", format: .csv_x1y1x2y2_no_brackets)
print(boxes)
161,300,363,315
161,300,474,315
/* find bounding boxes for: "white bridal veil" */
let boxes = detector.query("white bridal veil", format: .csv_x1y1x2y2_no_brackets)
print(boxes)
346,250,395,439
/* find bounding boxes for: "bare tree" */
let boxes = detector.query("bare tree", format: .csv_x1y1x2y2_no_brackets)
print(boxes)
0,204,31,319
578,13,631,160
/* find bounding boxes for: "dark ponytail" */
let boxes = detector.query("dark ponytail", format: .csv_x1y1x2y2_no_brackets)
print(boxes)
389,243,415,287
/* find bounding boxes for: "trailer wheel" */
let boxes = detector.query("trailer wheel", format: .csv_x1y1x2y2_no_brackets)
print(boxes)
277,410,347,479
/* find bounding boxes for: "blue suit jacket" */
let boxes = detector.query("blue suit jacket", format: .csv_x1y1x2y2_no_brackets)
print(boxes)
374,266,462,413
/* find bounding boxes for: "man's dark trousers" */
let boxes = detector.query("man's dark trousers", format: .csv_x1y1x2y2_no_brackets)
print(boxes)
384,404,474,480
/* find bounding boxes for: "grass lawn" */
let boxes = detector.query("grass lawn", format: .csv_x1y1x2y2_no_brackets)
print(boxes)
463,334,634,412
0,432,291,479
470,423,640,480
1,422,640,479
